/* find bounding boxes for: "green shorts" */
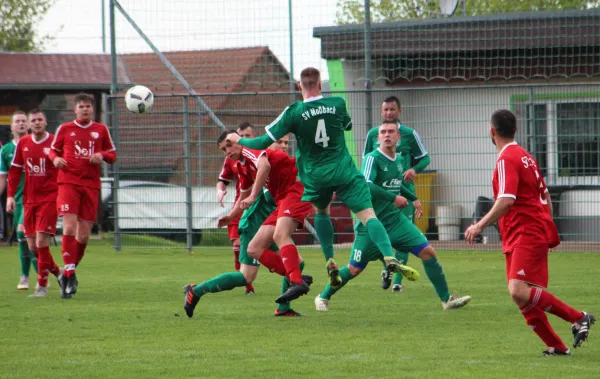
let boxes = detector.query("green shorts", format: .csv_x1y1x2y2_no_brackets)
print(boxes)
303,172,372,214
238,192,277,267
14,203,24,228
349,216,428,269
402,201,415,224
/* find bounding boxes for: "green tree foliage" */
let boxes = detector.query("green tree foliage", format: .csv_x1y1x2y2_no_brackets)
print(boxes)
0,0,55,52
336,0,599,24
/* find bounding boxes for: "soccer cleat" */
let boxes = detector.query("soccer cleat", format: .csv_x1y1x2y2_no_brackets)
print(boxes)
384,257,420,281
183,284,200,318
275,280,310,304
29,285,48,297
442,295,472,310
301,274,313,286
274,308,304,317
65,274,78,295
543,347,571,356
381,270,392,290
392,284,404,293
314,295,329,311
572,312,595,348
58,273,70,299
17,275,30,290
326,258,342,289
245,289,255,295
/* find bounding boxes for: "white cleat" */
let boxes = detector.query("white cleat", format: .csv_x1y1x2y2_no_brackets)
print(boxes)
29,285,48,297
315,295,329,311
17,275,30,290
392,284,404,293
442,295,472,310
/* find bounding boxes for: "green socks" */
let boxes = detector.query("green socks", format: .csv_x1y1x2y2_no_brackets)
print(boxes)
277,261,305,313
319,266,353,300
392,251,409,286
423,256,450,302
314,213,335,261
193,272,247,297
17,231,37,276
365,219,393,257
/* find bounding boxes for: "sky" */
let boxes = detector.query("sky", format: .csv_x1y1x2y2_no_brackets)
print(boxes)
37,0,340,80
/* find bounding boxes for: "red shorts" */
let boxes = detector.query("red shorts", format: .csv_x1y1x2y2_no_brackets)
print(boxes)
505,244,549,288
57,183,99,222
24,202,58,237
228,224,240,241
263,186,313,226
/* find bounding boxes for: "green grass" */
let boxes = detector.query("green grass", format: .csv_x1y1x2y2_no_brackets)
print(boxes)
1,241,599,378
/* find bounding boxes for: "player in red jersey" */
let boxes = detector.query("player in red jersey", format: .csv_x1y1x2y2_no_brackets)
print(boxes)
216,122,256,295
7,109,62,297
183,131,313,317
49,93,117,298
465,109,594,356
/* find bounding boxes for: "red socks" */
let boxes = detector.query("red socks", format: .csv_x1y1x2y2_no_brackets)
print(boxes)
233,246,241,271
279,244,302,284
520,303,568,351
61,235,77,277
530,288,584,324
258,249,286,277
76,241,87,266
37,246,59,287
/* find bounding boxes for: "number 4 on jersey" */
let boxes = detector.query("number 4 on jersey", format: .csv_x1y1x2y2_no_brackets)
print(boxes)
315,119,330,148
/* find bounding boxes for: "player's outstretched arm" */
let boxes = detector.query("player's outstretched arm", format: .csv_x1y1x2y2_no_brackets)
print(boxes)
237,134,274,150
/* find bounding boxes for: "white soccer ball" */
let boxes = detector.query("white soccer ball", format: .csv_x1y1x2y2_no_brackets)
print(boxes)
125,85,154,114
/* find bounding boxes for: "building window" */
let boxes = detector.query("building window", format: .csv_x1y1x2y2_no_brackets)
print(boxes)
524,100,600,186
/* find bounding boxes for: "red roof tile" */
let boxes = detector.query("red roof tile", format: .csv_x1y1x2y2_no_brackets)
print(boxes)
0,53,130,89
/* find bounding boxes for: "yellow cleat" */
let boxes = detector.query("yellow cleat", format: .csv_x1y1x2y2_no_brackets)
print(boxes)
383,256,420,281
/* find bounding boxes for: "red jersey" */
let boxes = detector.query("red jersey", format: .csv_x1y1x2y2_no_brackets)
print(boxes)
8,133,58,204
238,147,300,201
492,142,560,252
218,157,241,202
50,120,116,190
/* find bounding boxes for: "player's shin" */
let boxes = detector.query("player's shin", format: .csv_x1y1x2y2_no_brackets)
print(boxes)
258,249,287,277
233,246,241,271
36,247,52,287
61,235,77,277
422,256,450,302
192,272,248,297
280,244,302,284
529,288,584,324
520,303,568,351
17,231,35,275
365,219,394,258
75,240,87,266
314,213,335,261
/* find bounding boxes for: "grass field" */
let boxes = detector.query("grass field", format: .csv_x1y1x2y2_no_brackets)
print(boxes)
1,239,599,378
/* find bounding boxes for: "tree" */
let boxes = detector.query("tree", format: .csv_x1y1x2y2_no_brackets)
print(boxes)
335,0,599,25
0,0,55,52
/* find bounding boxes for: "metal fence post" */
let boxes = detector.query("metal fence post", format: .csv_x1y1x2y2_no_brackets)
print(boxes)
364,0,373,132
183,97,194,252
110,96,122,251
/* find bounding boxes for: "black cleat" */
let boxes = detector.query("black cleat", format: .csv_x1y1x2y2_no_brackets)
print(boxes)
274,308,305,317
183,284,200,318
543,347,571,356
381,270,392,290
275,281,310,304
58,273,70,299
66,273,78,295
301,274,313,286
572,312,595,348
326,258,342,289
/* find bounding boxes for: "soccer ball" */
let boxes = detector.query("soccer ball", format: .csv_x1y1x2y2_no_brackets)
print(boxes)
125,85,154,114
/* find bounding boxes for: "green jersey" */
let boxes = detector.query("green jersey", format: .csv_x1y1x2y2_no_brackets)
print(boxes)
0,141,24,204
243,96,355,187
363,123,428,179
360,148,417,226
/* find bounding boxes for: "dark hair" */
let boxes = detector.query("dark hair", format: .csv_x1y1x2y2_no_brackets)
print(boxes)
237,122,254,131
28,108,45,117
383,96,401,108
300,67,320,89
74,93,94,106
491,109,517,138
217,129,239,145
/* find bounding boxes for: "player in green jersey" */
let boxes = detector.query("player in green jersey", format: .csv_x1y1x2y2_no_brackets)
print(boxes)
315,122,471,311
184,134,309,318
364,96,431,293
0,111,37,290
226,68,408,288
